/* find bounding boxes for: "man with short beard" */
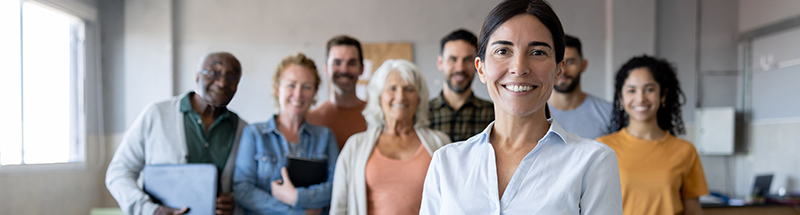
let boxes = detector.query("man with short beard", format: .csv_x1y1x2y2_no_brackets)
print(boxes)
106,52,248,215
428,29,494,142
307,35,368,150
548,35,613,139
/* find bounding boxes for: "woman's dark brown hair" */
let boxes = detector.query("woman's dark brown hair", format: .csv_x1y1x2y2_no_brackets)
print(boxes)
477,0,565,64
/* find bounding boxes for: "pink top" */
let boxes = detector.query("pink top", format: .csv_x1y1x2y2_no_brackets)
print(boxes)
365,144,432,215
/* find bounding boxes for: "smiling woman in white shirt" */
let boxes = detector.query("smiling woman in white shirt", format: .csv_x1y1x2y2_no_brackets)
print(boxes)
419,0,623,214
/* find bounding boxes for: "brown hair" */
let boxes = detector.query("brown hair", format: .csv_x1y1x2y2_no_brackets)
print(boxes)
325,35,364,64
272,53,321,103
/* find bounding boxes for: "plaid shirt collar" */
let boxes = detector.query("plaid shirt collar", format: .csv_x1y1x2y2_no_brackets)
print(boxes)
431,91,489,110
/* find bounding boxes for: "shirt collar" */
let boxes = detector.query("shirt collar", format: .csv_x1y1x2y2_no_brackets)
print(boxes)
432,91,488,109
179,92,195,112
259,114,316,137
476,119,568,145
179,91,232,120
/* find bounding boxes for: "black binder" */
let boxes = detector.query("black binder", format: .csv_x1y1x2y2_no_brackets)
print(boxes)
286,156,328,187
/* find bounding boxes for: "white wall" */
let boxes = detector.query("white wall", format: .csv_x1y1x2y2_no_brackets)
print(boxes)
739,0,800,33
171,0,500,123
115,0,657,125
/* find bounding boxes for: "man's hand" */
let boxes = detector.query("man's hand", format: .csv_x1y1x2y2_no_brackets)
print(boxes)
154,206,188,215
215,192,235,215
270,167,298,206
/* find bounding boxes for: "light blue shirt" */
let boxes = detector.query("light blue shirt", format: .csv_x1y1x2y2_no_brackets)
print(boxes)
233,115,339,215
420,120,622,215
548,94,614,140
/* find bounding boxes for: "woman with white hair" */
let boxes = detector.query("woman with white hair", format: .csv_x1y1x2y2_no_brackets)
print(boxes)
330,59,452,215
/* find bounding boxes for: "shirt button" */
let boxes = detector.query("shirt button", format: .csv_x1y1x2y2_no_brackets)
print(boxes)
197,119,202,124
204,142,209,147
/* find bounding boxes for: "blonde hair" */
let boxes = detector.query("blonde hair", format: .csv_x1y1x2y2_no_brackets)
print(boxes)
272,53,321,104
363,59,430,128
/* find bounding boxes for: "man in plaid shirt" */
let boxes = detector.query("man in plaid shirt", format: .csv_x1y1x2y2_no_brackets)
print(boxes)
428,29,494,142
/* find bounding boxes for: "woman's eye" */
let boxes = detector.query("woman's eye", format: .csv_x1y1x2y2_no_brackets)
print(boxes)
531,50,545,56
495,48,509,55
303,85,312,90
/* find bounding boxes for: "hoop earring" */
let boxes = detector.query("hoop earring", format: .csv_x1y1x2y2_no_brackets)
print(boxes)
619,104,624,111
661,102,666,108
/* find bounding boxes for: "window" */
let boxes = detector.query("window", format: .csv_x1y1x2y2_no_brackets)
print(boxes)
0,1,85,166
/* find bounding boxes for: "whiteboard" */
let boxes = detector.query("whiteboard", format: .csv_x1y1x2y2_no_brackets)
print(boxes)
750,26,800,121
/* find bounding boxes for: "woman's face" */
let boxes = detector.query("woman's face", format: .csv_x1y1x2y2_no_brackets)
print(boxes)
274,64,317,117
621,67,664,124
476,14,563,118
380,71,419,124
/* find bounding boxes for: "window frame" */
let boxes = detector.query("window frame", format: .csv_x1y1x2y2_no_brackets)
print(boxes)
0,0,101,173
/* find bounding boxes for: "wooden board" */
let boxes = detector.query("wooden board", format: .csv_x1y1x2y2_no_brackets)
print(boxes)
358,42,414,84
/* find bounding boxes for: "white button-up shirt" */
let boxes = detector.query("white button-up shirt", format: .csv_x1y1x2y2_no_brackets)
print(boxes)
420,121,622,215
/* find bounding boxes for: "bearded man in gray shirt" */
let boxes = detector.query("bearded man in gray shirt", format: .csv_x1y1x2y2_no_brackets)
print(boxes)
548,35,613,139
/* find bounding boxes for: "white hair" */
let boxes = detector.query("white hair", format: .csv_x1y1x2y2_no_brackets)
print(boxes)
363,59,431,129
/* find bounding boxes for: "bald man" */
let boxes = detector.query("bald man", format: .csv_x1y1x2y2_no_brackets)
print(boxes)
106,52,248,215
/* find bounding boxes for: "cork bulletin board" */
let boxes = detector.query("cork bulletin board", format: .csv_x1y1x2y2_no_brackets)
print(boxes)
355,42,414,99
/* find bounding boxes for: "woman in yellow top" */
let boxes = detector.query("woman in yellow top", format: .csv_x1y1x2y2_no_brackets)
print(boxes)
597,55,709,215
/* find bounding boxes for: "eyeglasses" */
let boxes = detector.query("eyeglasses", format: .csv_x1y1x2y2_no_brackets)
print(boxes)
200,69,241,84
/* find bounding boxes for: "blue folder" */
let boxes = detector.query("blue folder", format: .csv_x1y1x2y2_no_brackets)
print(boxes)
142,164,217,215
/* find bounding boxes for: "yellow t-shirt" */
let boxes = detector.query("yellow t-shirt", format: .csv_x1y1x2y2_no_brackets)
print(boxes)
597,128,709,215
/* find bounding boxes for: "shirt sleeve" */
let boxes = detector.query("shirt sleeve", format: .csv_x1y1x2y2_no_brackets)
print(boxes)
294,128,340,209
233,125,293,213
419,150,443,215
579,147,623,215
104,106,160,215
681,149,709,199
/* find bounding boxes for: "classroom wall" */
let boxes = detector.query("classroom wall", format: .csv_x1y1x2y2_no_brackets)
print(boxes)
109,0,657,132
738,0,800,33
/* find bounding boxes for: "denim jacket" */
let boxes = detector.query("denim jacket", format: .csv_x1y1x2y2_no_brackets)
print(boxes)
234,115,339,215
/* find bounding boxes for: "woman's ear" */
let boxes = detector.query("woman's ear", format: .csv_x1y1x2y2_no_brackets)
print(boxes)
273,83,280,100
475,57,487,84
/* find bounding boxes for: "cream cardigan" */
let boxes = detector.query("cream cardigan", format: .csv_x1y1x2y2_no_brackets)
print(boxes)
105,92,247,215
330,125,451,215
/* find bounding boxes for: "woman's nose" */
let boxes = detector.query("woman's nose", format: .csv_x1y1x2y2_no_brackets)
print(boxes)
509,54,530,76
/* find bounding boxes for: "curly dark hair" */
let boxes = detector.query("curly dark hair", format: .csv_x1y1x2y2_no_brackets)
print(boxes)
611,55,686,135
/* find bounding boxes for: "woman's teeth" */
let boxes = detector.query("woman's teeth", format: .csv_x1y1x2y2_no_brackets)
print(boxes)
632,106,648,111
504,85,534,92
